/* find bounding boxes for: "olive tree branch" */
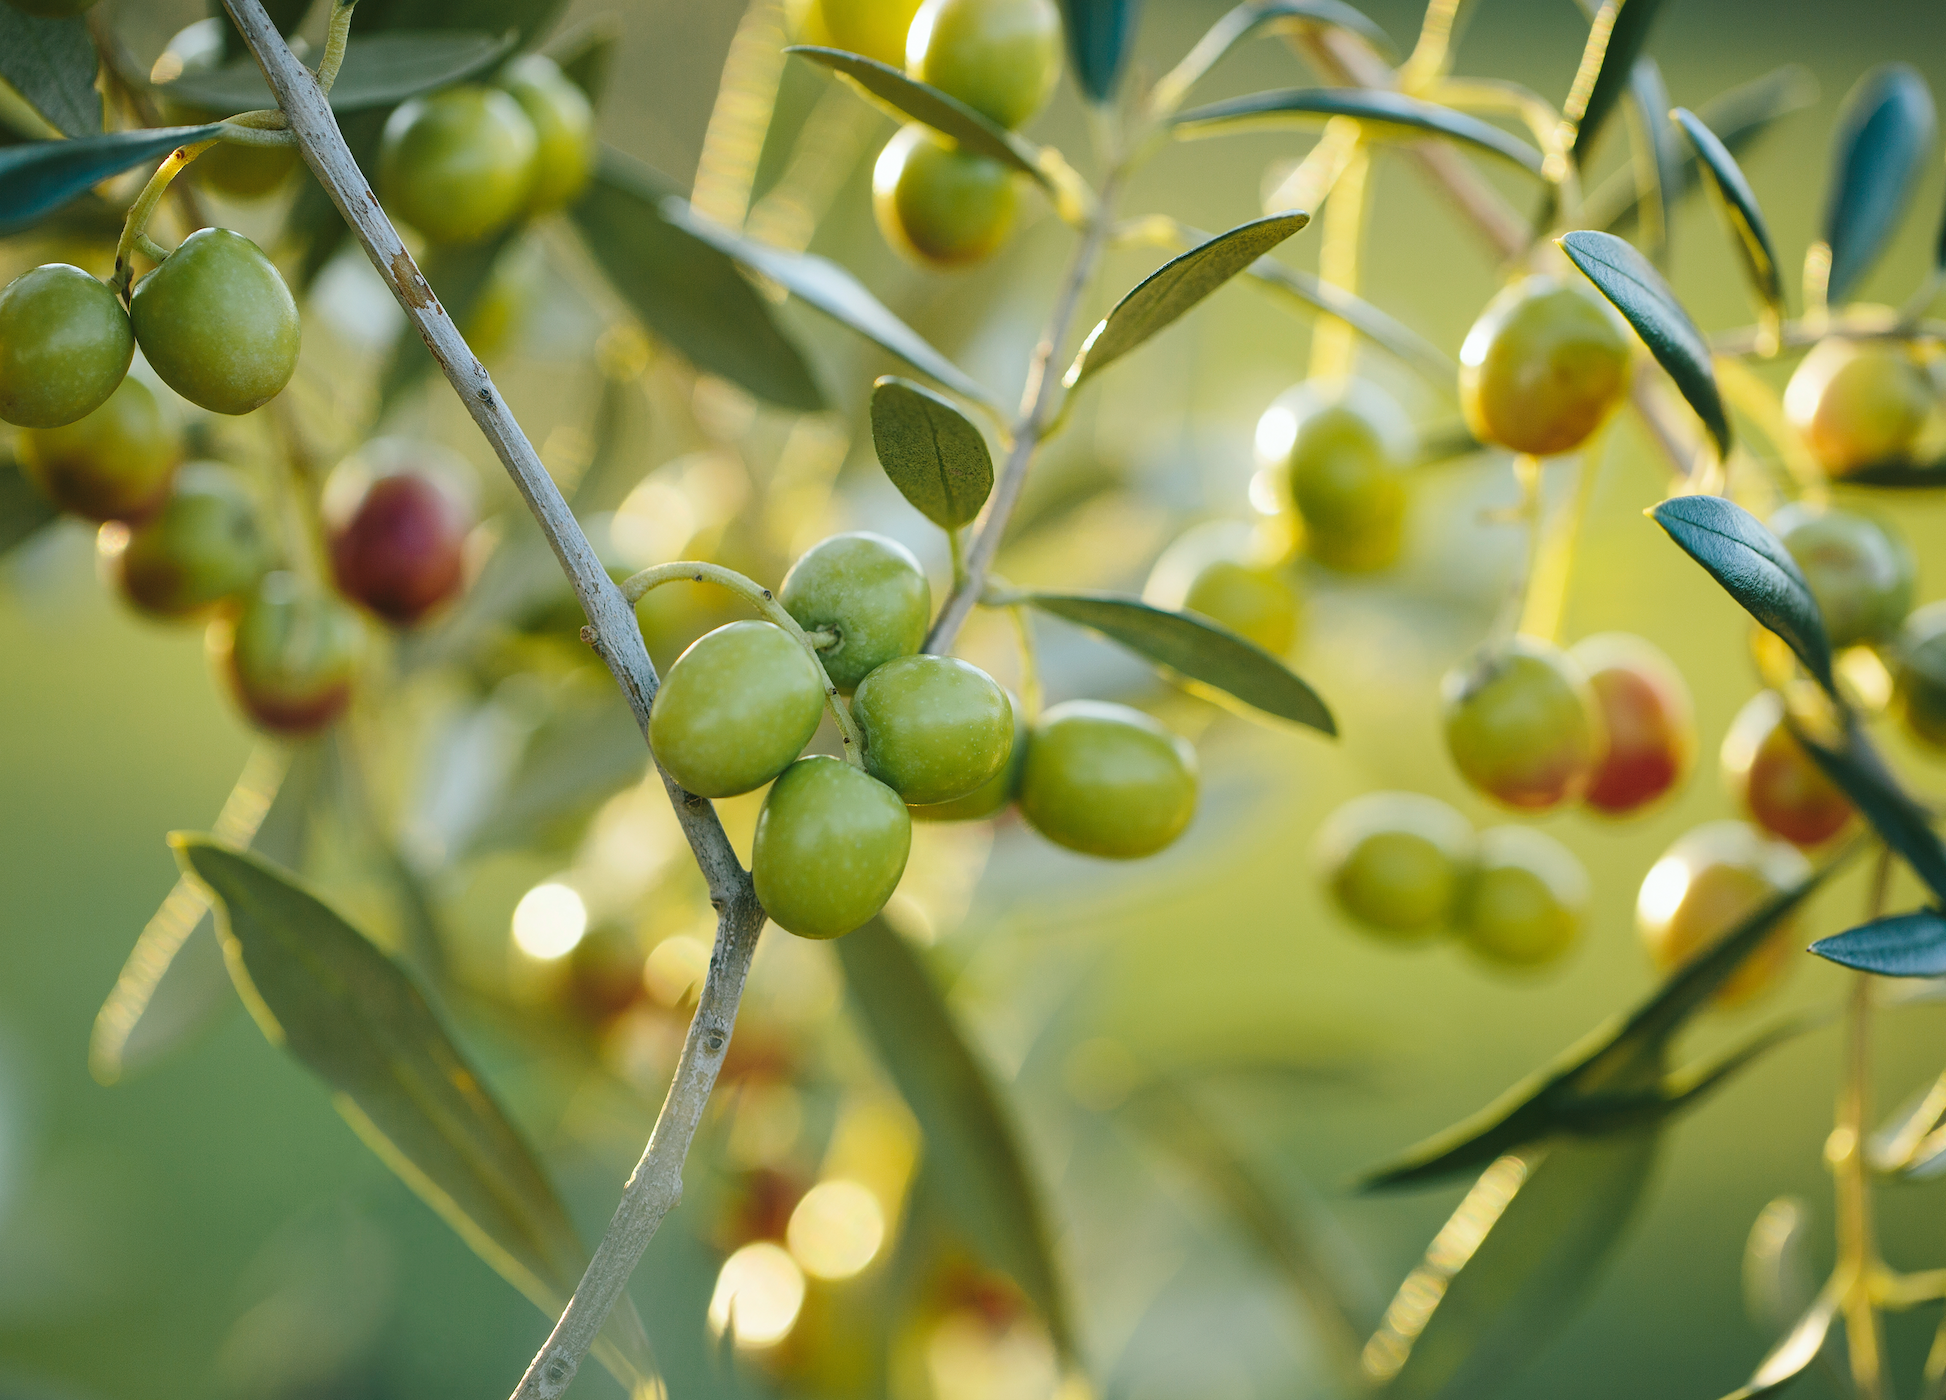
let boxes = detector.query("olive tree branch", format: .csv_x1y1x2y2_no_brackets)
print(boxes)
219,5,768,1398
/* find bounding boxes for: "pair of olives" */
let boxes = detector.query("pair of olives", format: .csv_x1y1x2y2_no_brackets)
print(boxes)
1316,792,1588,968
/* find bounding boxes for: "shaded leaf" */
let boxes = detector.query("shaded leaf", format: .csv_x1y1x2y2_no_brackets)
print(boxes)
1795,723,1946,902
1150,0,1395,117
1624,59,1679,264
0,455,59,560
1022,590,1335,733
351,0,567,50
836,917,1075,1356
1743,1197,1815,1338
1836,458,1946,488
1649,495,1832,695
0,9,99,138
161,31,518,115
1720,1275,1843,1400
1057,0,1141,104
0,124,224,238
1175,89,1547,178
1809,908,1946,978
1673,107,1784,327
1560,230,1731,458
870,377,994,529
1822,64,1937,306
1066,211,1310,386
1563,0,1666,167
571,151,825,412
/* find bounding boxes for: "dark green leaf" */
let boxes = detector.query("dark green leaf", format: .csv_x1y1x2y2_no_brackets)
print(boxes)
1022,590,1336,733
1837,458,1946,488
1673,107,1784,326
551,18,620,103
352,0,566,50
836,918,1075,1356
1796,723,1946,902
0,124,224,238
1057,0,1141,103
1175,89,1547,178
1150,0,1395,116
1624,59,1679,264
1560,230,1732,458
0,455,59,559
1810,910,1946,978
0,9,99,138
1066,211,1310,386
571,151,825,413
1822,64,1937,306
375,229,518,420
870,377,994,528
160,31,518,115
1743,1197,1814,1337
1563,0,1666,166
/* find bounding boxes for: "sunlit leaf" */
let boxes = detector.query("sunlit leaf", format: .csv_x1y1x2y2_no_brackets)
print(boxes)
351,0,567,49
1563,0,1666,166
1175,89,1547,177
1560,230,1731,459
870,377,995,529
1022,590,1336,733
160,31,518,114
0,124,225,238
1795,723,1946,901
1743,1197,1815,1338
1625,59,1679,265
1066,211,1311,386
1821,64,1937,306
1149,0,1395,117
836,917,1075,1356
1870,1070,1946,1177
1809,908,1946,977
1719,1275,1842,1400
0,9,99,138
1057,0,1141,104
0,455,59,560
1673,107,1785,328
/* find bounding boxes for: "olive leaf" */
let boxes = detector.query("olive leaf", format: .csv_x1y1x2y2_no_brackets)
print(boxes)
350,0,568,49
0,8,100,138
1673,107,1785,328
1743,1197,1815,1338
1560,230,1732,459
1149,0,1396,117
1821,64,1937,306
1562,0,1667,166
1648,496,1833,697
1625,59,1679,264
1065,211,1311,387
1175,89,1547,178
0,124,225,238
870,377,995,529
1869,1070,1946,1176
1809,910,1946,977
0,455,59,560
1839,459,1946,488
159,31,519,114
571,151,825,413
1057,0,1141,104
1794,722,1946,901
836,917,1076,1358
1718,1275,1844,1400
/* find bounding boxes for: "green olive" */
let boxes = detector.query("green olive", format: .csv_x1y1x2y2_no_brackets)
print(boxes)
873,123,1018,268
1314,791,1473,939
498,55,595,214
156,21,299,199
913,689,1026,821
1721,689,1853,847
1568,632,1695,816
1143,521,1301,655
1459,274,1633,457
18,375,180,522
0,264,134,430
1264,380,1415,573
850,654,1013,805
1442,635,1605,811
130,228,300,416
1455,825,1587,968
211,571,361,735
648,619,826,798
781,532,931,691
1784,336,1935,477
379,86,539,246
1018,700,1198,858
107,461,267,618
1636,820,1810,1006
815,0,926,64
906,0,1061,130
1769,503,1914,649
752,756,912,939
1895,602,1946,752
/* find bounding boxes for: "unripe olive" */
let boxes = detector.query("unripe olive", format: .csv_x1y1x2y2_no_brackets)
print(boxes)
328,470,472,626
817,0,925,65
107,461,267,618
753,756,912,939
210,571,362,735
873,124,1018,268
1144,521,1301,655
648,620,826,798
1894,603,1946,752
906,0,1061,129
18,375,180,522
1769,503,1914,649
1783,335,1935,477
1442,636,1605,811
1018,700,1198,858
1261,380,1415,573
1459,275,1633,457
130,228,300,416
913,689,1025,821
498,55,595,214
157,21,299,198
781,531,931,691
1568,632,1695,816
851,654,1013,805
1314,791,1473,939
379,86,539,246
0,264,133,429
1721,689,1853,847
1455,825,1587,968
1637,820,1810,1006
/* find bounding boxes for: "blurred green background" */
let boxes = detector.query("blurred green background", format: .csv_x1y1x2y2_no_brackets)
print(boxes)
6,0,1946,1397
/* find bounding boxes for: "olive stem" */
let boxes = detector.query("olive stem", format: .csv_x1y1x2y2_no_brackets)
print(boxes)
1834,850,1891,1400
619,560,867,766
947,525,967,591
1008,603,1045,721
1487,452,1543,645
1308,142,1369,380
220,9,769,1400
315,1,357,96
112,140,218,296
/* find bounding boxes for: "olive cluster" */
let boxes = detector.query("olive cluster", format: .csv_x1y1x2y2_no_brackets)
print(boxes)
645,532,1200,942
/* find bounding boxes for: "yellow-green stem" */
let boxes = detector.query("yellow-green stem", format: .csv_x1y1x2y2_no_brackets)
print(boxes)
1835,849,1892,1399
1008,603,1043,721
1309,143,1369,380
316,1,358,95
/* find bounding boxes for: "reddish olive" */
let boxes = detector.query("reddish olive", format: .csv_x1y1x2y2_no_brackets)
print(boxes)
648,620,827,798
850,654,1013,805
1568,632,1695,815
18,375,181,522
752,756,912,939
873,124,1018,268
1769,503,1914,650
1261,380,1415,573
1455,825,1587,968
328,469,473,626
1460,275,1633,457
1018,701,1198,859
1784,336,1935,477
1895,603,1946,752
130,228,300,416
1637,820,1810,1006
211,571,361,735
106,461,267,618
1721,689,1853,847
781,532,931,691
1442,635,1605,811
1314,791,1473,939
379,86,539,246
906,0,1061,130
498,55,595,214
0,264,134,430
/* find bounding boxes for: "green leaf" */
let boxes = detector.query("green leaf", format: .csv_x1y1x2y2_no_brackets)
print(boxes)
1151,0,1396,117
1563,0,1667,167
0,454,59,559
1560,230,1732,459
835,917,1076,1357
1810,910,1946,978
1822,64,1937,306
870,377,995,529
0,9,100,138
375,228,519,421
571,151,825,413
1869,1071,1946,1177
1233,241,1457,386
352,0,567,50
1175,89,1547,178
0,124,225,238
1795,723,1946,902
160,31,519,115
1057,0,1141,104
1021,590,1336,733
1718,1276,1843,1400
1743,1197,1815,1338
1673,107,1784,327
1838,458,1946,488
551,18,620,103
1066,211,1310,386
1624,59,1679,264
